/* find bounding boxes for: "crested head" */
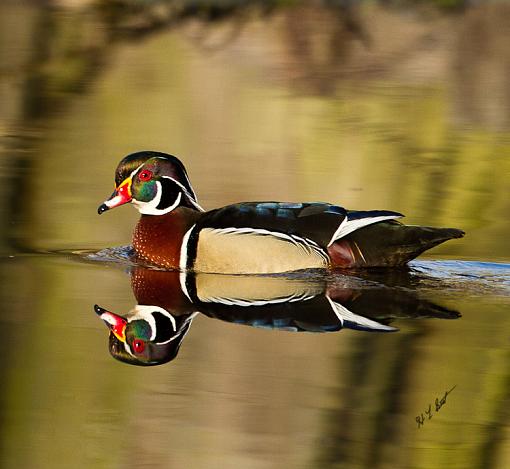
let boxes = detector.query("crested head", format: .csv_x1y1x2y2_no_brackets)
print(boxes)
98,151,203,216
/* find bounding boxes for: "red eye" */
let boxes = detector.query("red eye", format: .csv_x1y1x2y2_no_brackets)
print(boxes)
132,339,146,353
139,170,153,182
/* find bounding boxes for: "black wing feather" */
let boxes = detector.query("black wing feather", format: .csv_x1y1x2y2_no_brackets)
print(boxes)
196,202,348,248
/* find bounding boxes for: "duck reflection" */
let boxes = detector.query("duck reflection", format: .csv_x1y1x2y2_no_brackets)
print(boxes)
95,268,460,366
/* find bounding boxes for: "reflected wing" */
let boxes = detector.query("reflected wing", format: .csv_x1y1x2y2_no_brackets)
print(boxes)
193,272,325,306
184,272,397,333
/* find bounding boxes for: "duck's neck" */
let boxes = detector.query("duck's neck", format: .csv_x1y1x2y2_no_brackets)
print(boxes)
133,207,201,269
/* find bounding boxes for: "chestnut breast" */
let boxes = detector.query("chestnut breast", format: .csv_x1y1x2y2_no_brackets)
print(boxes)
131,268,193,313
133,208,200,269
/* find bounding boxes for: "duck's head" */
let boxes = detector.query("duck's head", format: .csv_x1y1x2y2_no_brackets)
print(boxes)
98,151,202,216
94,304,195,366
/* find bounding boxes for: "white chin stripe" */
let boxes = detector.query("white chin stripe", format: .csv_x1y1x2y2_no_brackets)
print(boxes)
328,214,402,246
133,182,182,215
128,305,177,340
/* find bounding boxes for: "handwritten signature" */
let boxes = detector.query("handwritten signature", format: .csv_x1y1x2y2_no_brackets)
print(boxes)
415,385,456,428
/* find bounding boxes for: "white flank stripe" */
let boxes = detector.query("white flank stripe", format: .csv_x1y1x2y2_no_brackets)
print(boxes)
209,227,330,262
179,225,196,301
328,215,402,247
326,296,397,331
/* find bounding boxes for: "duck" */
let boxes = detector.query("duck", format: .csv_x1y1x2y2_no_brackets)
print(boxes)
98,151,464,274
94,267,460,366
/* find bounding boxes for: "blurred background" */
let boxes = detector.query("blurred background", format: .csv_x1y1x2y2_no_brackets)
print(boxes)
0,1,509,468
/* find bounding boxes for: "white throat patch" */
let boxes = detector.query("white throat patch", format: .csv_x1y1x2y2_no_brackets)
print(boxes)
128,305,177,340
132,181,182,215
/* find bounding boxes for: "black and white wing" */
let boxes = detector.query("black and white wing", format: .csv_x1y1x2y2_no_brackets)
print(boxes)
194,201,403,247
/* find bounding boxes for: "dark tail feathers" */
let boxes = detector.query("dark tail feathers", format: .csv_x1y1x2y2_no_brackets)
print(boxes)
346,221,465,267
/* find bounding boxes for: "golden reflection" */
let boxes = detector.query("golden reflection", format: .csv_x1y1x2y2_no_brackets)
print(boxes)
95,266,460,366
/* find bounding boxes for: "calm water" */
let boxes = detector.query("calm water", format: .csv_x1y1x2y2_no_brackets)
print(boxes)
1,2,510,468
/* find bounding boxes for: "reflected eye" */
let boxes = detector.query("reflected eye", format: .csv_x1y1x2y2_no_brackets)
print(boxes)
132,339,146,353
139,170,153,182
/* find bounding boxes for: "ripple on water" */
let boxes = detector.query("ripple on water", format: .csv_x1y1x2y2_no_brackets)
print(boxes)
409,260,510,297
85,245,135,263
77,247,510,297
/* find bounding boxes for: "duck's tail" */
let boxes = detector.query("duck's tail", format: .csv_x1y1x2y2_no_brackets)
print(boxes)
329,220,465,268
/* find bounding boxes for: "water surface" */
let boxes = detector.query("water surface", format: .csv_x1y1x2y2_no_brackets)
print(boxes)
1,2,510,468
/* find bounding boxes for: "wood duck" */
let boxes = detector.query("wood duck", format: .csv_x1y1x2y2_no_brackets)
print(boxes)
98,151,464,274
95,267,459,366
94,303,194,366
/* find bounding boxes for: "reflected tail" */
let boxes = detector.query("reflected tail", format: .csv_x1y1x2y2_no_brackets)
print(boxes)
326,296,398,332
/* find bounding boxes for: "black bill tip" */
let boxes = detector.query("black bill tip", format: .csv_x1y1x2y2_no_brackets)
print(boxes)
97,204,109,215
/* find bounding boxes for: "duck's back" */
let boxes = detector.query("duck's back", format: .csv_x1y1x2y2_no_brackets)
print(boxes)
182,201,402,273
